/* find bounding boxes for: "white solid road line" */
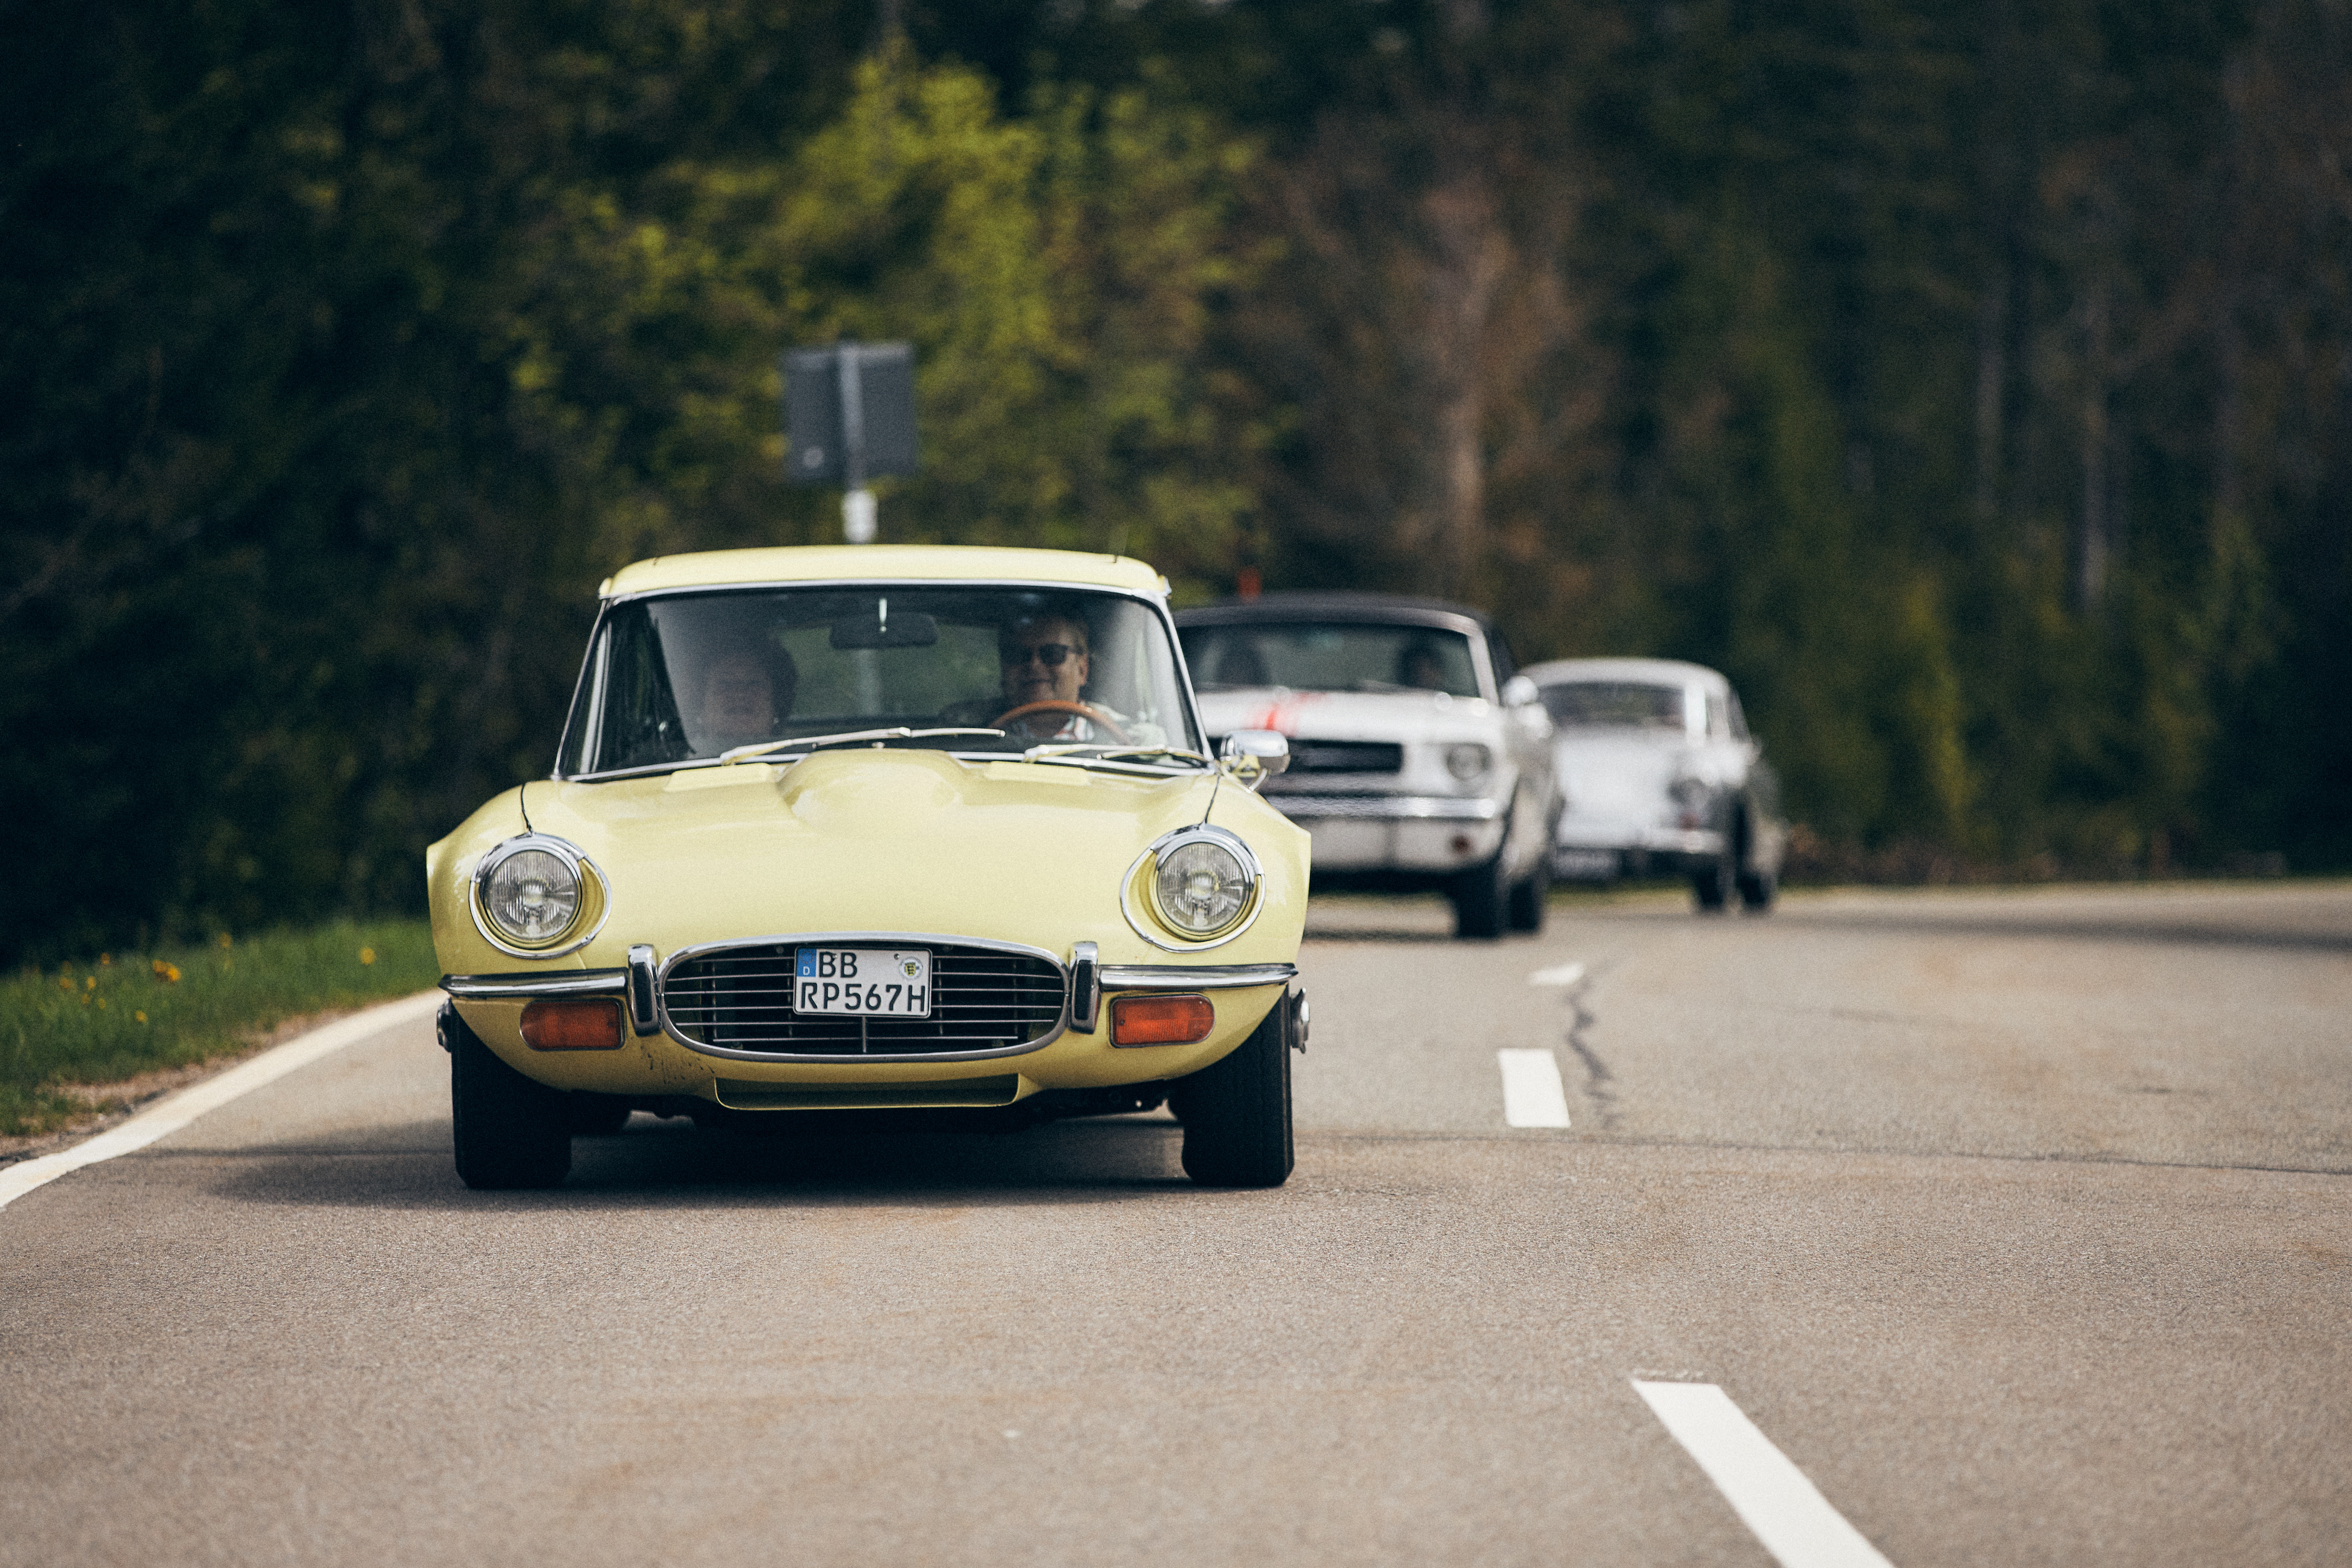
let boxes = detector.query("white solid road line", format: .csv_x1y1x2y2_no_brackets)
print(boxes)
1497,1048,1572,1127
1527,961,1587,987
1633,1380,1896,1568
0,990,443,1214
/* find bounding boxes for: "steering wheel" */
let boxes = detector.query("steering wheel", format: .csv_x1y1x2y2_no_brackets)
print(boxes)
991,700,1132,744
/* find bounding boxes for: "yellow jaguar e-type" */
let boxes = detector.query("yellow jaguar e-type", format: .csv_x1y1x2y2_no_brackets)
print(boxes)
429,546,1308,1190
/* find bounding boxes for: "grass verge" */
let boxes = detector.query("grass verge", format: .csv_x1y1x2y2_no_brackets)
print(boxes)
1,920,437,1138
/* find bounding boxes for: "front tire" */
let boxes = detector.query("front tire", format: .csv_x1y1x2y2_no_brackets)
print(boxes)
1172,997,1294,1188
1507,851,1550,933
1691,854,1733,912
449,1007,571,1189
1737,866,1777,912
1451,852,1508,939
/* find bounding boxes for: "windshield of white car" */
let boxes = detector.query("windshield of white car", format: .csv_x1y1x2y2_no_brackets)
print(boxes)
559,586,1202,777
1180,622,1482,698
1540,681,1688,732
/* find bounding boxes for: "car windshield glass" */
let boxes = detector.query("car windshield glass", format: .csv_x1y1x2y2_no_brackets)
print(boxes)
562,586,1200,775
1540,680,1688,732
1180,622,1481,697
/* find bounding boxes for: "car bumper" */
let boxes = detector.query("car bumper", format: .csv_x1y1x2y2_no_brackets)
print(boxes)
442,951,1294,1106
1551,820,1725,878
1262,793,1507,874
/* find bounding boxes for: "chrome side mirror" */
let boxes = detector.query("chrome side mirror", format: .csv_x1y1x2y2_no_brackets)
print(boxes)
1219,729,1290,790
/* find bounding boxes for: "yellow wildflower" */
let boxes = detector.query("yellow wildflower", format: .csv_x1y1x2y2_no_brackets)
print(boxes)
96,998,106,1009
85,976,95,990
219,933,233,950
359,947,377,965
101,953,111,966
135,1010,147,1024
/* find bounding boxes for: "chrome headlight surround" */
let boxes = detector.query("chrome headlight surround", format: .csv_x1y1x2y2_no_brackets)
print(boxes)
469,833,611,960
1121,824,1265,952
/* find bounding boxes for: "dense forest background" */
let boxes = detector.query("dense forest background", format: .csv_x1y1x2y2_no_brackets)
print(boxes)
5,0,2347,963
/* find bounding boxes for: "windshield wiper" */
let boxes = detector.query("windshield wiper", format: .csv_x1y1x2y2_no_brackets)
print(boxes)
1020,743,1213,769
720,727,1006,763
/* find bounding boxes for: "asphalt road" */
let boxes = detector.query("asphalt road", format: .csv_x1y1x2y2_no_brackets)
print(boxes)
4,883,2348,1567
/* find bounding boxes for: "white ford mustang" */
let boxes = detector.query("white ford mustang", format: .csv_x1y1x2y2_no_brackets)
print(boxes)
1177,594,1558,939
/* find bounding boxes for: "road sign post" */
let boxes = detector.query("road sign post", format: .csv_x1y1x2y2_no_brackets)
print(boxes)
784,341,916,544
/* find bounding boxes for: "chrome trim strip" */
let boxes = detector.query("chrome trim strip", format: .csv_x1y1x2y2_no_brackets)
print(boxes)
626,944,660,1035
654,930,1070,1064
1118,823,1268,955
1068,941,1101,1032
1264,794,1503,822
467,833,614,960
440,970,627,1000
1098,962,1297,991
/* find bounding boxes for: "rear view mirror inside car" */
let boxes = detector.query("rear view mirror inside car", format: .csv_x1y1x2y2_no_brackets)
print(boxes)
829,600,939,649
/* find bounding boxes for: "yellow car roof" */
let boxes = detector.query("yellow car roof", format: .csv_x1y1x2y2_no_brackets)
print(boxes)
603,545,1166,599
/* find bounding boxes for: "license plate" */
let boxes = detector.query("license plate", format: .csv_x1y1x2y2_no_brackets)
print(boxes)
793,948,932,1017
1553,848,1618,879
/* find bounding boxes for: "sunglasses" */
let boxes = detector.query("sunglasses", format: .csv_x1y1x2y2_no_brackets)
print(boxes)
1002,642,1079,668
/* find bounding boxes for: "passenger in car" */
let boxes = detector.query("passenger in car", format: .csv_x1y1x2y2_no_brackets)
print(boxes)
693,647,797,753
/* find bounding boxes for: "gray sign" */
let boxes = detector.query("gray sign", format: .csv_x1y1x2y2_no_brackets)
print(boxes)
784,342,917,486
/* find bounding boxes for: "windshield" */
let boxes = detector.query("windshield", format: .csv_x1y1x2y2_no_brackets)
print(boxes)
1179,622,1483,698
1540,680,1689,734
561,586,1201,776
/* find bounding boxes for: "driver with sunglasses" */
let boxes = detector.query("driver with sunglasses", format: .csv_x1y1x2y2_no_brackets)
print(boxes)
993,611,1117,743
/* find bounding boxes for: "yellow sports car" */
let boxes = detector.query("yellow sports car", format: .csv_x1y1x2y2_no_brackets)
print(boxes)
429,546,1308,1189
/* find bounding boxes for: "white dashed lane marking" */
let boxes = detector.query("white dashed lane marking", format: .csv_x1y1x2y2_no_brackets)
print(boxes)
1527,962,1586,987
1497,1049,1572,1127
1633,1380,1896,1568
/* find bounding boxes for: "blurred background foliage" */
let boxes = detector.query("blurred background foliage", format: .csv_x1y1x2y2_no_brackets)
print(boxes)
4,0,2346,964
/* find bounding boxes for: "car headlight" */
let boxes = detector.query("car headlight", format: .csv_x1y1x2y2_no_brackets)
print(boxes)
1157,839,1250,935
470,834,608,957
1124,825,1263,950
1445,743,1492,781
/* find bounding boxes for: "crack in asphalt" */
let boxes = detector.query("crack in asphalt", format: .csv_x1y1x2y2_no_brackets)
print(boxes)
1564,976,1621,1132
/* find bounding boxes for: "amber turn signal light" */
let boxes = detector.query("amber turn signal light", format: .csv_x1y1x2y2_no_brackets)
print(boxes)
1110,994,1214,1046
521,998,625,1050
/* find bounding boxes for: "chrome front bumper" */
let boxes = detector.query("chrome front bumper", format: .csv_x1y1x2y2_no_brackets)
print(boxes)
441,946,1298,1055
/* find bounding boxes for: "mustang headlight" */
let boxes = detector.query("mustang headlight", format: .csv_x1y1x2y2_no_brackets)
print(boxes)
1445,743,1492,781
1124,825,1263,950
470,834,607,957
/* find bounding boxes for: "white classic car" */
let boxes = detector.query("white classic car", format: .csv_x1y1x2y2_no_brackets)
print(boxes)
1176,594,1557,939
1524,657,1786,911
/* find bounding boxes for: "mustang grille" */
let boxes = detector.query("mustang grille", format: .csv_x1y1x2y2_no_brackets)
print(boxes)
1215,736,1403,775
662,942,1065,1056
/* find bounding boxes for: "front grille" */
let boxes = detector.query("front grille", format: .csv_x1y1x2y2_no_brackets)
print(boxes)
662,941,1066,1058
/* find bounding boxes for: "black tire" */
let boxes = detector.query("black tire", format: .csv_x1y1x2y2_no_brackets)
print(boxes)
1691,855,1732,911
1507,851,1550,933
449,1007,571,1189
1172,996,1294,1188
1737,867,1777,912
564,1093,634,1135
1451,852,1508,939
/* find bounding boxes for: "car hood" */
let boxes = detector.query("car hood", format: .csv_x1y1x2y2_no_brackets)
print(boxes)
1196,686,1500,742
1553,732,1691,815
428,749,1305,973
